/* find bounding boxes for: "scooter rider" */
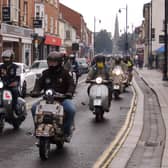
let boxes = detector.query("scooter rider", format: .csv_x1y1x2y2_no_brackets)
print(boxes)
86,54,112,103
0,49,20,113
31,51,76,142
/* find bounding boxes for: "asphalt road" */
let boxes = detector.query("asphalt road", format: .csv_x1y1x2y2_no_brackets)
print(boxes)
0,76,133,168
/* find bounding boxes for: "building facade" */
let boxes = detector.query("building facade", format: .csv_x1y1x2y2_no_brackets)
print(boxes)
0,0,34,65
33,0,61,60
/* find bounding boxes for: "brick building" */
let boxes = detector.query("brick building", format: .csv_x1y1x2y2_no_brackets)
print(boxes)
0,0,34,65
33,0,61,60
60,3,93,57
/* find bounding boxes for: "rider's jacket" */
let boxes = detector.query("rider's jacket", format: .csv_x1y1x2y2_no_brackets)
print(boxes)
0,63,18,86
32,66,75,95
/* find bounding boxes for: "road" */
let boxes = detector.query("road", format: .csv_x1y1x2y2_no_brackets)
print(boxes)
0,75,133,168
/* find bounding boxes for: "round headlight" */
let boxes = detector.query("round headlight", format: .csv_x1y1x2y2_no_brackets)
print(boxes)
0,81,4,88
96,77,103,84
45,89,53,96
116,69,121,76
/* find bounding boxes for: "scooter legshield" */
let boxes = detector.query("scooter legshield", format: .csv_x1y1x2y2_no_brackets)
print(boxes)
89,84,109,111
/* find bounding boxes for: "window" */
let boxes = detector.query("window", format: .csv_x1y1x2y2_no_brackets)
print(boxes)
50,17,54,33
36,5,40,18
55,19,57,34
23,1,28,25
45,15,48,32
11,0,19,22
55,0,58,8
66,30,71,40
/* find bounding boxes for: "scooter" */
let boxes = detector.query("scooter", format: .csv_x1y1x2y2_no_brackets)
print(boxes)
87,77,110,121
0,79,27,132
35,89,74,160
111,66,125,99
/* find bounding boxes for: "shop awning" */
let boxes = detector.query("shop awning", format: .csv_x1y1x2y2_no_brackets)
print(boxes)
44,35,62,46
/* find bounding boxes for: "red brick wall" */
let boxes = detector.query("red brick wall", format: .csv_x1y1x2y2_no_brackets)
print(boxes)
60,3,81,38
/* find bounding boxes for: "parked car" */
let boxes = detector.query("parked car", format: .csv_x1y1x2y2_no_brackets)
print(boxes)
76,58,89,74
0,62,37,98
16,63,37,97
30,60,48,79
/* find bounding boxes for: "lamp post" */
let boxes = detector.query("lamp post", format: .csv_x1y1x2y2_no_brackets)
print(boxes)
93,16,96,56
93,16,101,56
163,0,168,80
119,4,128,56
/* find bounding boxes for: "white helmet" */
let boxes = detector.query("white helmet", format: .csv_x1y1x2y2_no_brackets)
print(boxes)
1,49,14,64
69,54,75,58
1,49,14,58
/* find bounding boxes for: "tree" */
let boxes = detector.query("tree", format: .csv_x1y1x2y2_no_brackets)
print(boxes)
117,32,135,55
95,30,112,54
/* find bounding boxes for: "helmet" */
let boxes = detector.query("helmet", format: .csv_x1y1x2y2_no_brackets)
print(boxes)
47,51,63,63
69,54,75,59
47,51,63,70
94,54,105,69
115,56,121,64
94,55,105,63
1,49,14,64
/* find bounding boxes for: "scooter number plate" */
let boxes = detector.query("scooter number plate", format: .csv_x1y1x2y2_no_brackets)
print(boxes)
93,99,102,106
113,85,120,90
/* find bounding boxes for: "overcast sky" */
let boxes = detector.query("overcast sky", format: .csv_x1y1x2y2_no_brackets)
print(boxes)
60,0,150,36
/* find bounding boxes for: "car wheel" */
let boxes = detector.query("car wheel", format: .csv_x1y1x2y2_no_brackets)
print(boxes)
21,81,27,98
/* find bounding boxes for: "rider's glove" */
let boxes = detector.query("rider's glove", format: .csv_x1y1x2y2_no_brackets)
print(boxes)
30,91,41,98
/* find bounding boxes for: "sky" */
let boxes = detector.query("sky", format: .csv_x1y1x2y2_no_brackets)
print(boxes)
60,0,150,37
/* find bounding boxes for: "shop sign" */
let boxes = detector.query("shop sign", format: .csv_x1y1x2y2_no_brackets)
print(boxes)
33,19,42,28
1,23,33,37
2,7,10,22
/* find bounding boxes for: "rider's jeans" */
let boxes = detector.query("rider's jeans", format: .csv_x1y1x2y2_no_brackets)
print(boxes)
31,99,76,136
10,87,20,111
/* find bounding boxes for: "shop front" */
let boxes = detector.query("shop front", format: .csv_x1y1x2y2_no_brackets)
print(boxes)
0,23,33,65
44,35,62,57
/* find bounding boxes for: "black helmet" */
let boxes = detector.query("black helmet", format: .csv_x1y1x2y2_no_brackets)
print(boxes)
1,49,14,64
94,54,105,63
115,56,121,64
47,51,63,64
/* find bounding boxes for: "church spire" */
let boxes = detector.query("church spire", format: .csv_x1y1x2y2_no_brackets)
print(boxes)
112,14,120,55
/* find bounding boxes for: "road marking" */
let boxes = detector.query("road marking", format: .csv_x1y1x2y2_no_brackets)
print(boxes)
92,85,137,168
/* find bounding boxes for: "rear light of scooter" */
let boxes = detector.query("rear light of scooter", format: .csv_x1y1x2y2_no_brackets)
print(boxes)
3,91,12,100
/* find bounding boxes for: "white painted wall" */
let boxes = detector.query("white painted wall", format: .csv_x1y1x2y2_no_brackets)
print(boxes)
152,0,164,51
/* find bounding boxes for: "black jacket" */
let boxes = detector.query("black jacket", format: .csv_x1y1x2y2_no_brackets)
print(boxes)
0,63,19,86
33,66,75,95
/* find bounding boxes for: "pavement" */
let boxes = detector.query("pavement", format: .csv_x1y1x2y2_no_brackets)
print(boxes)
109,67,168,168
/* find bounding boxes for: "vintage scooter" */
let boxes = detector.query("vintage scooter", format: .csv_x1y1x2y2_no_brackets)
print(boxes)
34,89,74,160
87,77,110,121
111,66,125,99
0,79,27,132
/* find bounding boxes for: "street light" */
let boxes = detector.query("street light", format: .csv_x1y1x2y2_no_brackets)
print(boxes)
163,0,168,80
119,4,128,56
93,16,101,56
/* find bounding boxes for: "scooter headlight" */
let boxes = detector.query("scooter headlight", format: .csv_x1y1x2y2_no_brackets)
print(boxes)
96,77,103,84
115,69,122,76
45,89,53,96
0,81,4,89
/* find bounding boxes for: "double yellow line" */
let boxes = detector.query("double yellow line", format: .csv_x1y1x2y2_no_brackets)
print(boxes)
93,85,137,168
